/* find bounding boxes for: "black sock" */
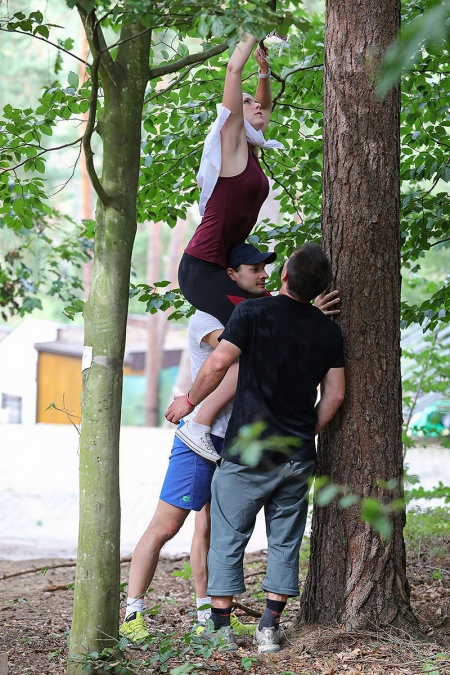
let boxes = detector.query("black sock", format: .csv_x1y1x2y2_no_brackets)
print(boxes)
211,607,231,630
258,599,286,631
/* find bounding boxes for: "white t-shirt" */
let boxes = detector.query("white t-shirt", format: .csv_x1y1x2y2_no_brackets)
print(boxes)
185,310,233,439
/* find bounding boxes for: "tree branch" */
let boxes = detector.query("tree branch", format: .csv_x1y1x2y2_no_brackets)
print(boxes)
82,51,110,206
76,3,113,205
260,152,304,223
431,236,450,247
145,63,198,104
0,138,83,175
141,149,199,191
148,40,229,79
100,24,157,54
76,1,115,76
0,27,88,66
49,144,83,198
272,61,324,109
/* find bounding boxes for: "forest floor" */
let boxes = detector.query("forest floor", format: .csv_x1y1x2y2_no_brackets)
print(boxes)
1,538,449,675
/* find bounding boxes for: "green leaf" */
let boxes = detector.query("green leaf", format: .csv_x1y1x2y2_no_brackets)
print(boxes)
339,494,359,509
34,25,49,38
316,484,340,507
67,71,79,89
63,298,85,321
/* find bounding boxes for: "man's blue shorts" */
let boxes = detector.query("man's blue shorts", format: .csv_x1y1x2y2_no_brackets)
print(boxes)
159,421,223,512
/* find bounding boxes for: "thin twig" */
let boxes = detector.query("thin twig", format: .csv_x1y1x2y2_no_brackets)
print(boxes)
244,568,266,580
0,557,134,580
145,63,198,104
232,601,262,618
261,153,304,223
0,137,83,176
49,144,83,197
0,27,88,66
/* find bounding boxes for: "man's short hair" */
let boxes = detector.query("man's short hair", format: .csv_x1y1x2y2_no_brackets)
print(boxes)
286,243,332,301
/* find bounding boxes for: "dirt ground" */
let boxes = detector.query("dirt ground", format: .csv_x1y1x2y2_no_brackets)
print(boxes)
1,545,449,675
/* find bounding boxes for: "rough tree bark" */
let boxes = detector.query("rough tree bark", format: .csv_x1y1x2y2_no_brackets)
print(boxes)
299,0,418,630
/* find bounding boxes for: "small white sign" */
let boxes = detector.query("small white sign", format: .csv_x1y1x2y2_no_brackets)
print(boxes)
82,345,93,372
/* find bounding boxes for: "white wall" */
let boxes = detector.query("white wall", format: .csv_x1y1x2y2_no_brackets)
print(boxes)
0,319,58,424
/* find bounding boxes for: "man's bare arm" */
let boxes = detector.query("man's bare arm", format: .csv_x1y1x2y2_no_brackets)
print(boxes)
165,339,241,424
201,328,223,349
315,367,345,435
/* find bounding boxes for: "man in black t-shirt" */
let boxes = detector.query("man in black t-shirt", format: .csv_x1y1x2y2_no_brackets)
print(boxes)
165,243,345,654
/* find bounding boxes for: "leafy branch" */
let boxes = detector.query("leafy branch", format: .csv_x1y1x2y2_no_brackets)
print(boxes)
148,40,229,79
0,137,83,176
145,63,199,104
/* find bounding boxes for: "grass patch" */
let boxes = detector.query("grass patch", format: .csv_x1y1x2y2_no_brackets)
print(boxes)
405,505,450,553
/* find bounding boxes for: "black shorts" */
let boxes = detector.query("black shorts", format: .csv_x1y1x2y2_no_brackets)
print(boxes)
178,253,248,325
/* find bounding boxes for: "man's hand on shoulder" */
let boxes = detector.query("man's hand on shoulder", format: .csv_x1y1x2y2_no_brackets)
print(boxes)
314,289,340,316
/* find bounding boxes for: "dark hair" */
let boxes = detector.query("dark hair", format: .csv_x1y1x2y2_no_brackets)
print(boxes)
286,243,332,301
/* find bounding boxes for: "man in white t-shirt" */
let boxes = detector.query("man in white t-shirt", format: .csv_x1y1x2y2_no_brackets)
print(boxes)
119,243,279,644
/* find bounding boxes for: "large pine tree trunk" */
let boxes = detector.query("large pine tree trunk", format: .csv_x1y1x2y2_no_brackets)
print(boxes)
68,14,152,672
299,0,417,630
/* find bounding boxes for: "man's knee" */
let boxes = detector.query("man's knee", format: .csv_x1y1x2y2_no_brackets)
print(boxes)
145,502,189,547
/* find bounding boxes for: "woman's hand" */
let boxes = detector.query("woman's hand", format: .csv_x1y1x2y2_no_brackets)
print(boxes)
254,43,270,75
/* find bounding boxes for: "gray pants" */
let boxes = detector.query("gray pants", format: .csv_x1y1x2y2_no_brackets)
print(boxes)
207,458,316,598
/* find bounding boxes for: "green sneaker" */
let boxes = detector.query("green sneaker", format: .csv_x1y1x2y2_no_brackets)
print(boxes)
119,612,151,645
230,613,256,636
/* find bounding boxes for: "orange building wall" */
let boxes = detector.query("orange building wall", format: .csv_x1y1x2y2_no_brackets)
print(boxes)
36,352,82,424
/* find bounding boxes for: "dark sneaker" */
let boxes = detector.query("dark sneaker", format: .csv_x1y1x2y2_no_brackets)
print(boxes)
254,625,280,653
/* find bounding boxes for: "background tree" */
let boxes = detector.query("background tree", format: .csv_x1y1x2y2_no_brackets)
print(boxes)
299,0,449,630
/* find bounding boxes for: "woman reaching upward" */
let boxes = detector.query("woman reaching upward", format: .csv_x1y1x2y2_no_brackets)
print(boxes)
175,34,283,461
178,32,283,327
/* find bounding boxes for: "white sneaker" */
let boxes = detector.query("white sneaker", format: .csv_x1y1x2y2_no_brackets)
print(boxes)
254,625,280,653
216,625,238,652
175,422,221,463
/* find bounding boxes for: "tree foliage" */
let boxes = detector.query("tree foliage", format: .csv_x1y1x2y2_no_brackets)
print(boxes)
1,0,448,330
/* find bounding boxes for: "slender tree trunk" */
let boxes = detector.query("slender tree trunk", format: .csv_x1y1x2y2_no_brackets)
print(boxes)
159,216,188,354
145,221,162,426
68,14,152,672
144,217,189,425
299,0,418,630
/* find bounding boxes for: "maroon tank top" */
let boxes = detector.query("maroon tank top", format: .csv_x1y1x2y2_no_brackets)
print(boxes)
185,152,269,267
